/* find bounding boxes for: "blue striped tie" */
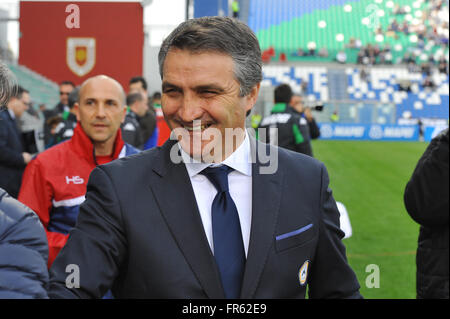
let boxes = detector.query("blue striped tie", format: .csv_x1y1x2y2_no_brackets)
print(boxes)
201,166,245,299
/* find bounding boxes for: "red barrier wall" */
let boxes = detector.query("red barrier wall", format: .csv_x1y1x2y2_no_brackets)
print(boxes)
19,1,144,89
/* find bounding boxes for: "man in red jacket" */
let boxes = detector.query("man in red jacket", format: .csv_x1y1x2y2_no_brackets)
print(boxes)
19,75,139,268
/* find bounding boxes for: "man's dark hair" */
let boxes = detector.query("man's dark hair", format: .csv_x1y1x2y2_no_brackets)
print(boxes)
274,84,293,104
126,92,143,106
46,115,62,128
129,76,148,91
158,16,262,97
11,85,29,100
59,80,75,87
152,92,161,100
68,87,79,109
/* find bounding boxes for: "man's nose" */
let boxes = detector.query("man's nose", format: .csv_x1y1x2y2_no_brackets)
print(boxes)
178,93,204,123
96,104,107,117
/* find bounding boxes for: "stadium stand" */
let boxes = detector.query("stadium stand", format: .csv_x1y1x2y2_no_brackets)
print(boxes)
253,0,449,124
261,65,329,102
261,64,448,123
6,63,59,108
249,0,449,65
346,66,449,119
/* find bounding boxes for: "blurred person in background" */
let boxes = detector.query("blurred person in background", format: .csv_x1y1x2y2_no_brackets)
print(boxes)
232,0,240,19
0,60,49,298
19,90,45,155
289,94,320,157
129,76,149,104
44,81,75,146
121,92,145,149
18,75,139,269
422,75,437,90
300,79,308,96
128,76,158,149
48,87,79,148
318,47,329,58
259,84,316,157
45,116,63,148
404,128,449,299
39,103,52,119
330,110,340,122
438,57,448,74
336,50,347,64
54,81,76,115
0,85,32,198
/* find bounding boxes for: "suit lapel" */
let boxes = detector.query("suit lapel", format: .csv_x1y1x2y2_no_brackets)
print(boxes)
149,140,225,298
240,137,283,298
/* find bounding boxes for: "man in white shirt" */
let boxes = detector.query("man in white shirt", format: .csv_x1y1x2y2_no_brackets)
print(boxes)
180,130,253,257
49,16,361,299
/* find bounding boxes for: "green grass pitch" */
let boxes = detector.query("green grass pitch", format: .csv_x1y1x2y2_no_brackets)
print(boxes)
311,139,429,298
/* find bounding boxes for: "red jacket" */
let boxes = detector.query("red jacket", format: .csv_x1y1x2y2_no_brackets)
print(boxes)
18,124,139,268
154,105,171,146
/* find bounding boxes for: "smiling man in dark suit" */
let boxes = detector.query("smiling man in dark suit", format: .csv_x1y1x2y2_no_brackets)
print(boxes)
49,17,362,299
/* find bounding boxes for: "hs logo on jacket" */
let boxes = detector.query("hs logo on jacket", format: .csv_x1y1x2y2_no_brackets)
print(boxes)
65,176,84,185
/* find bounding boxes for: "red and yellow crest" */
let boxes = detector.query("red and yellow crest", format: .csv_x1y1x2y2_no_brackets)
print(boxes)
66,37,96,77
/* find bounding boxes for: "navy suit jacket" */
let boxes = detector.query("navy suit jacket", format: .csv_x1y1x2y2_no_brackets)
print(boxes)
0,110,26,198
49,136,361,299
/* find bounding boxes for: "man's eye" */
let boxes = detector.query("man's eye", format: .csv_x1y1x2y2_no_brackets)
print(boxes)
164,89,181,96
202,91,218,96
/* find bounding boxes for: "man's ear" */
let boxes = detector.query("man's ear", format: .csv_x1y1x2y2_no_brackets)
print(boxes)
244,82,261,114
74,102,80,121
121,105,127,124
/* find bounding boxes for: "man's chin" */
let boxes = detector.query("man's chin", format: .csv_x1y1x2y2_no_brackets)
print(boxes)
89,134,112,145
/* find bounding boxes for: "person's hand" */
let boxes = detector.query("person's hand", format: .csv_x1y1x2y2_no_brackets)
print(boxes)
304,108,313,121
22,152,32,164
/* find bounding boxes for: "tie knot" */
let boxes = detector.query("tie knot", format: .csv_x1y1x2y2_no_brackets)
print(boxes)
200,165,233,193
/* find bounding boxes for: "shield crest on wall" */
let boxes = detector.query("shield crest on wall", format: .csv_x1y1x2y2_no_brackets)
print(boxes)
66,37,96,77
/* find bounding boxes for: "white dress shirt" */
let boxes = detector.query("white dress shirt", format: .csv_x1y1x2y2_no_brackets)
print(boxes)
180,130,253,257
8,108,15,120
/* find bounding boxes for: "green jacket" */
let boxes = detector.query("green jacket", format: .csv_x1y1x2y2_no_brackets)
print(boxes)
258,103,314,156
